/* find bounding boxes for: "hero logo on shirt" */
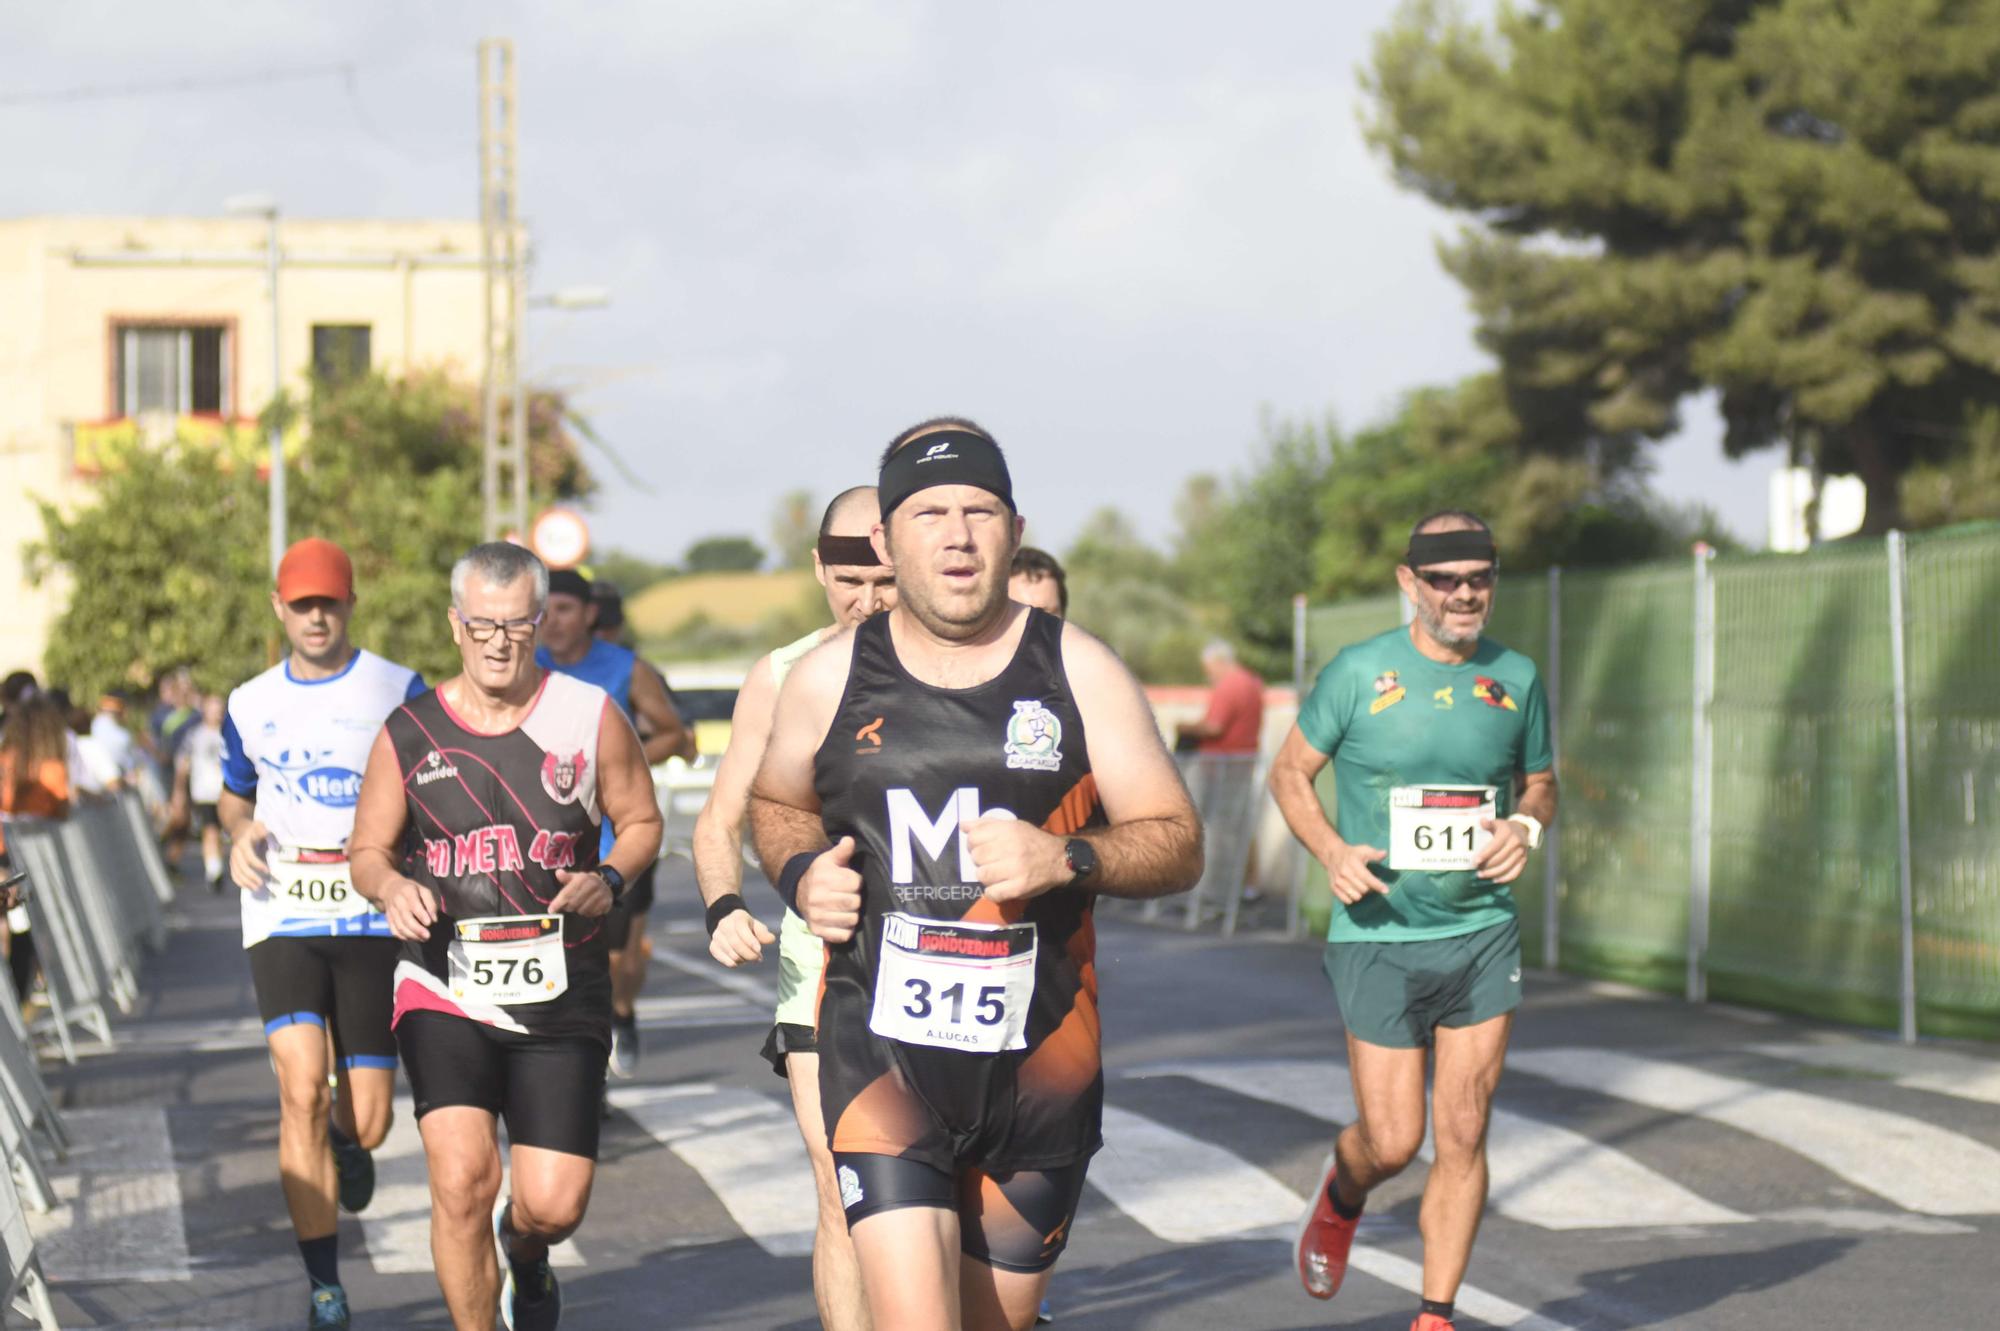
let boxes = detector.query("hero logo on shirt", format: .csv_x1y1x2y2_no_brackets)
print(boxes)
540,749,589,804
300,767,364,808
1003,700,1062,773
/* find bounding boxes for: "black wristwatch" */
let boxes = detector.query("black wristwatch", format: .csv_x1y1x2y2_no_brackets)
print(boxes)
598,864,627,904
1063,838,1098,887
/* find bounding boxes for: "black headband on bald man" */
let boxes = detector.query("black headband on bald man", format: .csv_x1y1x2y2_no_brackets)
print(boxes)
1406,528,1497,568
815,535,883,567
878,430,1014,519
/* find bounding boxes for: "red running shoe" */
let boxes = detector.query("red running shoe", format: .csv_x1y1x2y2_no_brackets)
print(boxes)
1411,1315,1456,1331
1296,1151,1363,1300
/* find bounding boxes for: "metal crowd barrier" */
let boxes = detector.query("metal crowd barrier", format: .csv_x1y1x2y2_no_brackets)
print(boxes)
1135,751,1267,938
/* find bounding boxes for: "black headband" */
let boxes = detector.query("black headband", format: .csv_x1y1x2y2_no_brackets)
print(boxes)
1406,529,1497,567
816,535,883,567
547,568,592,600
878,430,1014,519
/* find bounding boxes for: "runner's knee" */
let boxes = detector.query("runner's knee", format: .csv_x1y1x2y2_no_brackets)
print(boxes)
276,1068,333,1125
427,1150,502,1223
510,1188,587,1242
1360,1119,1425,1174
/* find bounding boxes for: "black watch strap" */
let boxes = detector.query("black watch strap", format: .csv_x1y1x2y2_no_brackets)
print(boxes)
599,864,627,902
1063,837,1098,886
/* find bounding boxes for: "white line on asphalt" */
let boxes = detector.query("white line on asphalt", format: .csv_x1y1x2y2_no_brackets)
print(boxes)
27,1107,190,1281
650,939,779,1007
360,1097,583,1274
609,1084,815,1256
1092,1105,1580,1331
1510,1048,2000,1215
1132,1059,1749,1231
1751,1040,2000,1107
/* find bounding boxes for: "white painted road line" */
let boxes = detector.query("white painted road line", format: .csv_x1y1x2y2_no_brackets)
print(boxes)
610,1083,815,1257
650,941,779,1007
28,1107,189,1281
1093,1104,1581,1331
1752,1040,2000,1107
1134,1059,1748,1231
1511,1048,2000,1216
360,1097,583,1274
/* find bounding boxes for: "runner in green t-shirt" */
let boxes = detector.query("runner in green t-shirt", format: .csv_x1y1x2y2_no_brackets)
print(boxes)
1269,510,1557,1331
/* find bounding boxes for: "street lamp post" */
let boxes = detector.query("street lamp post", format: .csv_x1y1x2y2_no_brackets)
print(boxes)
227,194,285,575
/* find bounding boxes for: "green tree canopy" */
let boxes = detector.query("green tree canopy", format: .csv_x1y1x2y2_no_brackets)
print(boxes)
1063,508,1209,685
682,536,767,575
31,370,592,699
1365,0,2000,532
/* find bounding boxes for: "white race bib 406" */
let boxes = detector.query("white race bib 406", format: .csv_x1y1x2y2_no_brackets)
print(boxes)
1387,785,1497,872
869,912,1036,1054
449,915,568,1006
271,849,368,919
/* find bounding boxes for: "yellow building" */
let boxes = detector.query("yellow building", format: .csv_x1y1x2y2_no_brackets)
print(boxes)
0,214,490,674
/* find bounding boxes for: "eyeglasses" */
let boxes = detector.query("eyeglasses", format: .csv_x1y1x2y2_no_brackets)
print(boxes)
1413,568,1496,594
457,611,543,642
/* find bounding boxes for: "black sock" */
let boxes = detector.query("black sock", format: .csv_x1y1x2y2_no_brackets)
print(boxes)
614,1011,637,1031
1327,1172,1364,1220
499,1205,547,1298
327,1118,355,1150
298,1234,339,1288
1420,1298,1455,1321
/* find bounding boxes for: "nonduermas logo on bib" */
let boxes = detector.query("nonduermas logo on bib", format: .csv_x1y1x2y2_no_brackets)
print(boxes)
1004,700,1063,773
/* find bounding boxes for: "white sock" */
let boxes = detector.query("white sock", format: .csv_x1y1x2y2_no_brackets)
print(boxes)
203,856,222,881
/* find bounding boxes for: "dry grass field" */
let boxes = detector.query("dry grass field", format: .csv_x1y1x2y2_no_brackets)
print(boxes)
627,569,817,639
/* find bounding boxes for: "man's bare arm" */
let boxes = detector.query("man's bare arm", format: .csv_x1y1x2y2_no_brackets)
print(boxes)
746,638,867,941
594,704,664,882
629,658,692,766
1517,768,1558,826
1268,725,1341,862
349,728,444,940
691,653,779,908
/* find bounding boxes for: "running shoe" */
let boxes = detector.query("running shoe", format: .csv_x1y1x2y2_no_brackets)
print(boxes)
495,1196,563,1331
332,1135,375,1214
1296,1151,1363,1301
1037,1296,1054,1322
608,1018,638,1080
1411,1315,1455,1331
307,1282,350,1329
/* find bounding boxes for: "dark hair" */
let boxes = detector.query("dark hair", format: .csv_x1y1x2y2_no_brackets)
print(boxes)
1010,546,1068,615
818,486,879,538
1,671,36,706
1409,509,1491,542
877,416,994,472
2,697,69,798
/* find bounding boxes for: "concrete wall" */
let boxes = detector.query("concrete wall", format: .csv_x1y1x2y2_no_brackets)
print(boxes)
0,215,488,676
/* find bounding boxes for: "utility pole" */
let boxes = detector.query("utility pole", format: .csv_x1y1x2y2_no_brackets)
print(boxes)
478,38,527,541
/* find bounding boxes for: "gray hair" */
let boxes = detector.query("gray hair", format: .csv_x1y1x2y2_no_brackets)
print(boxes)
1201,639,1236,664
451,542,548,610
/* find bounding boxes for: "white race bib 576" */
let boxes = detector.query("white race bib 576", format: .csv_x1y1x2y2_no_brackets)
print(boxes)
869,912,1036,1054
271,849,369,919
448,915,568,1006
1388,785,1497,872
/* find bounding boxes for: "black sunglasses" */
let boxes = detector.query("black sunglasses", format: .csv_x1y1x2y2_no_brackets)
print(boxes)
1413,568,1495,594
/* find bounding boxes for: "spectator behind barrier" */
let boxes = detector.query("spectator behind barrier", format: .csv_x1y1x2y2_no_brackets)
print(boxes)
0,697,69,995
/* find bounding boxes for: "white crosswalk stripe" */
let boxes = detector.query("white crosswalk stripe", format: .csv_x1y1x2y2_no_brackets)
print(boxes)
1510,1048,2000,1215
1751,1039,2000,1107
1133,1058,1750,1230
1091,1105,1582,1331
359,1097,584,1274
609,1083,817,1256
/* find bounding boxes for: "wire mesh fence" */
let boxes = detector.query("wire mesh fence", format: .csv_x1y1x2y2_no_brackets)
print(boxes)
1295,523,2000,1040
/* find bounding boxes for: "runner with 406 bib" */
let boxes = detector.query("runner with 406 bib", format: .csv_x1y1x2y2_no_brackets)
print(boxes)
219,538,427,1331
350,542,662,1331
750,418,1203,1331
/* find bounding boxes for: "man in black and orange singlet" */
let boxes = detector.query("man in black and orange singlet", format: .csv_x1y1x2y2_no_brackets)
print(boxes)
750,418,1204,1331
350,542,661,1331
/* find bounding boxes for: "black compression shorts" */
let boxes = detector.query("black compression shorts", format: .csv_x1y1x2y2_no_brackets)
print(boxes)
758,1021,818,1077
605,861,658,941
248,935,400,1068
395,1010,607,1159
831,1151,1088,1274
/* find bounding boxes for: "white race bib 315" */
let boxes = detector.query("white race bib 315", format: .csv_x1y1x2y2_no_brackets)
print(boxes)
449,915,568,1006
1388,785,1497,872
869,912,1036,1054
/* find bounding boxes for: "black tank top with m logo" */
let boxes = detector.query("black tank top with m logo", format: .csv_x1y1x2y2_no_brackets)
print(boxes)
815,609,1107,1169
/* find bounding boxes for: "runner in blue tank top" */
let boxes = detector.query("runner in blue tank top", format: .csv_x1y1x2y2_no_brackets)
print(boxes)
534,567,689,1078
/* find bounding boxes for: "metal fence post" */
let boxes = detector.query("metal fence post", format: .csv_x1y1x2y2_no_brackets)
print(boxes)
1288,593,1308,940
1886,530,1918,1043
1688,547,1716,1003
1544,565,1561,971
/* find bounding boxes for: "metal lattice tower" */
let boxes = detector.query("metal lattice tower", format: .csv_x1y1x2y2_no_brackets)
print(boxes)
478,38,527,541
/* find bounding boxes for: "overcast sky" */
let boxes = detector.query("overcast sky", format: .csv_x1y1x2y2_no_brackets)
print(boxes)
1,0,1779,564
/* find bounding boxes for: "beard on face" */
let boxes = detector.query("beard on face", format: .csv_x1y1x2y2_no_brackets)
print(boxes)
1416,594,1488,647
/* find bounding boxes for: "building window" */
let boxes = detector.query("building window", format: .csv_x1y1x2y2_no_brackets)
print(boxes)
117,325,229,416
312,324,372,386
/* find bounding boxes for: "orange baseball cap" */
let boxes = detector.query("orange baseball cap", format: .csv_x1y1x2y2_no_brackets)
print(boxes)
276,538,354,603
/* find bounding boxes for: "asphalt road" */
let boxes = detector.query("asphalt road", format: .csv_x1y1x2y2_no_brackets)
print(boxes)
23,861,2000,1330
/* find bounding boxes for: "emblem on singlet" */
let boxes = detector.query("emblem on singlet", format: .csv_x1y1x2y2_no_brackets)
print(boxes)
1004,700,1063,773
539,749,589,804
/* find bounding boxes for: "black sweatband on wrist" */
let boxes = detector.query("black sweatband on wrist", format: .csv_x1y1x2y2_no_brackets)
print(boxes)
815,534,883,567
775,851,817,913
878,430,1014,520
705,893,747,937
1406,529,1496,567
